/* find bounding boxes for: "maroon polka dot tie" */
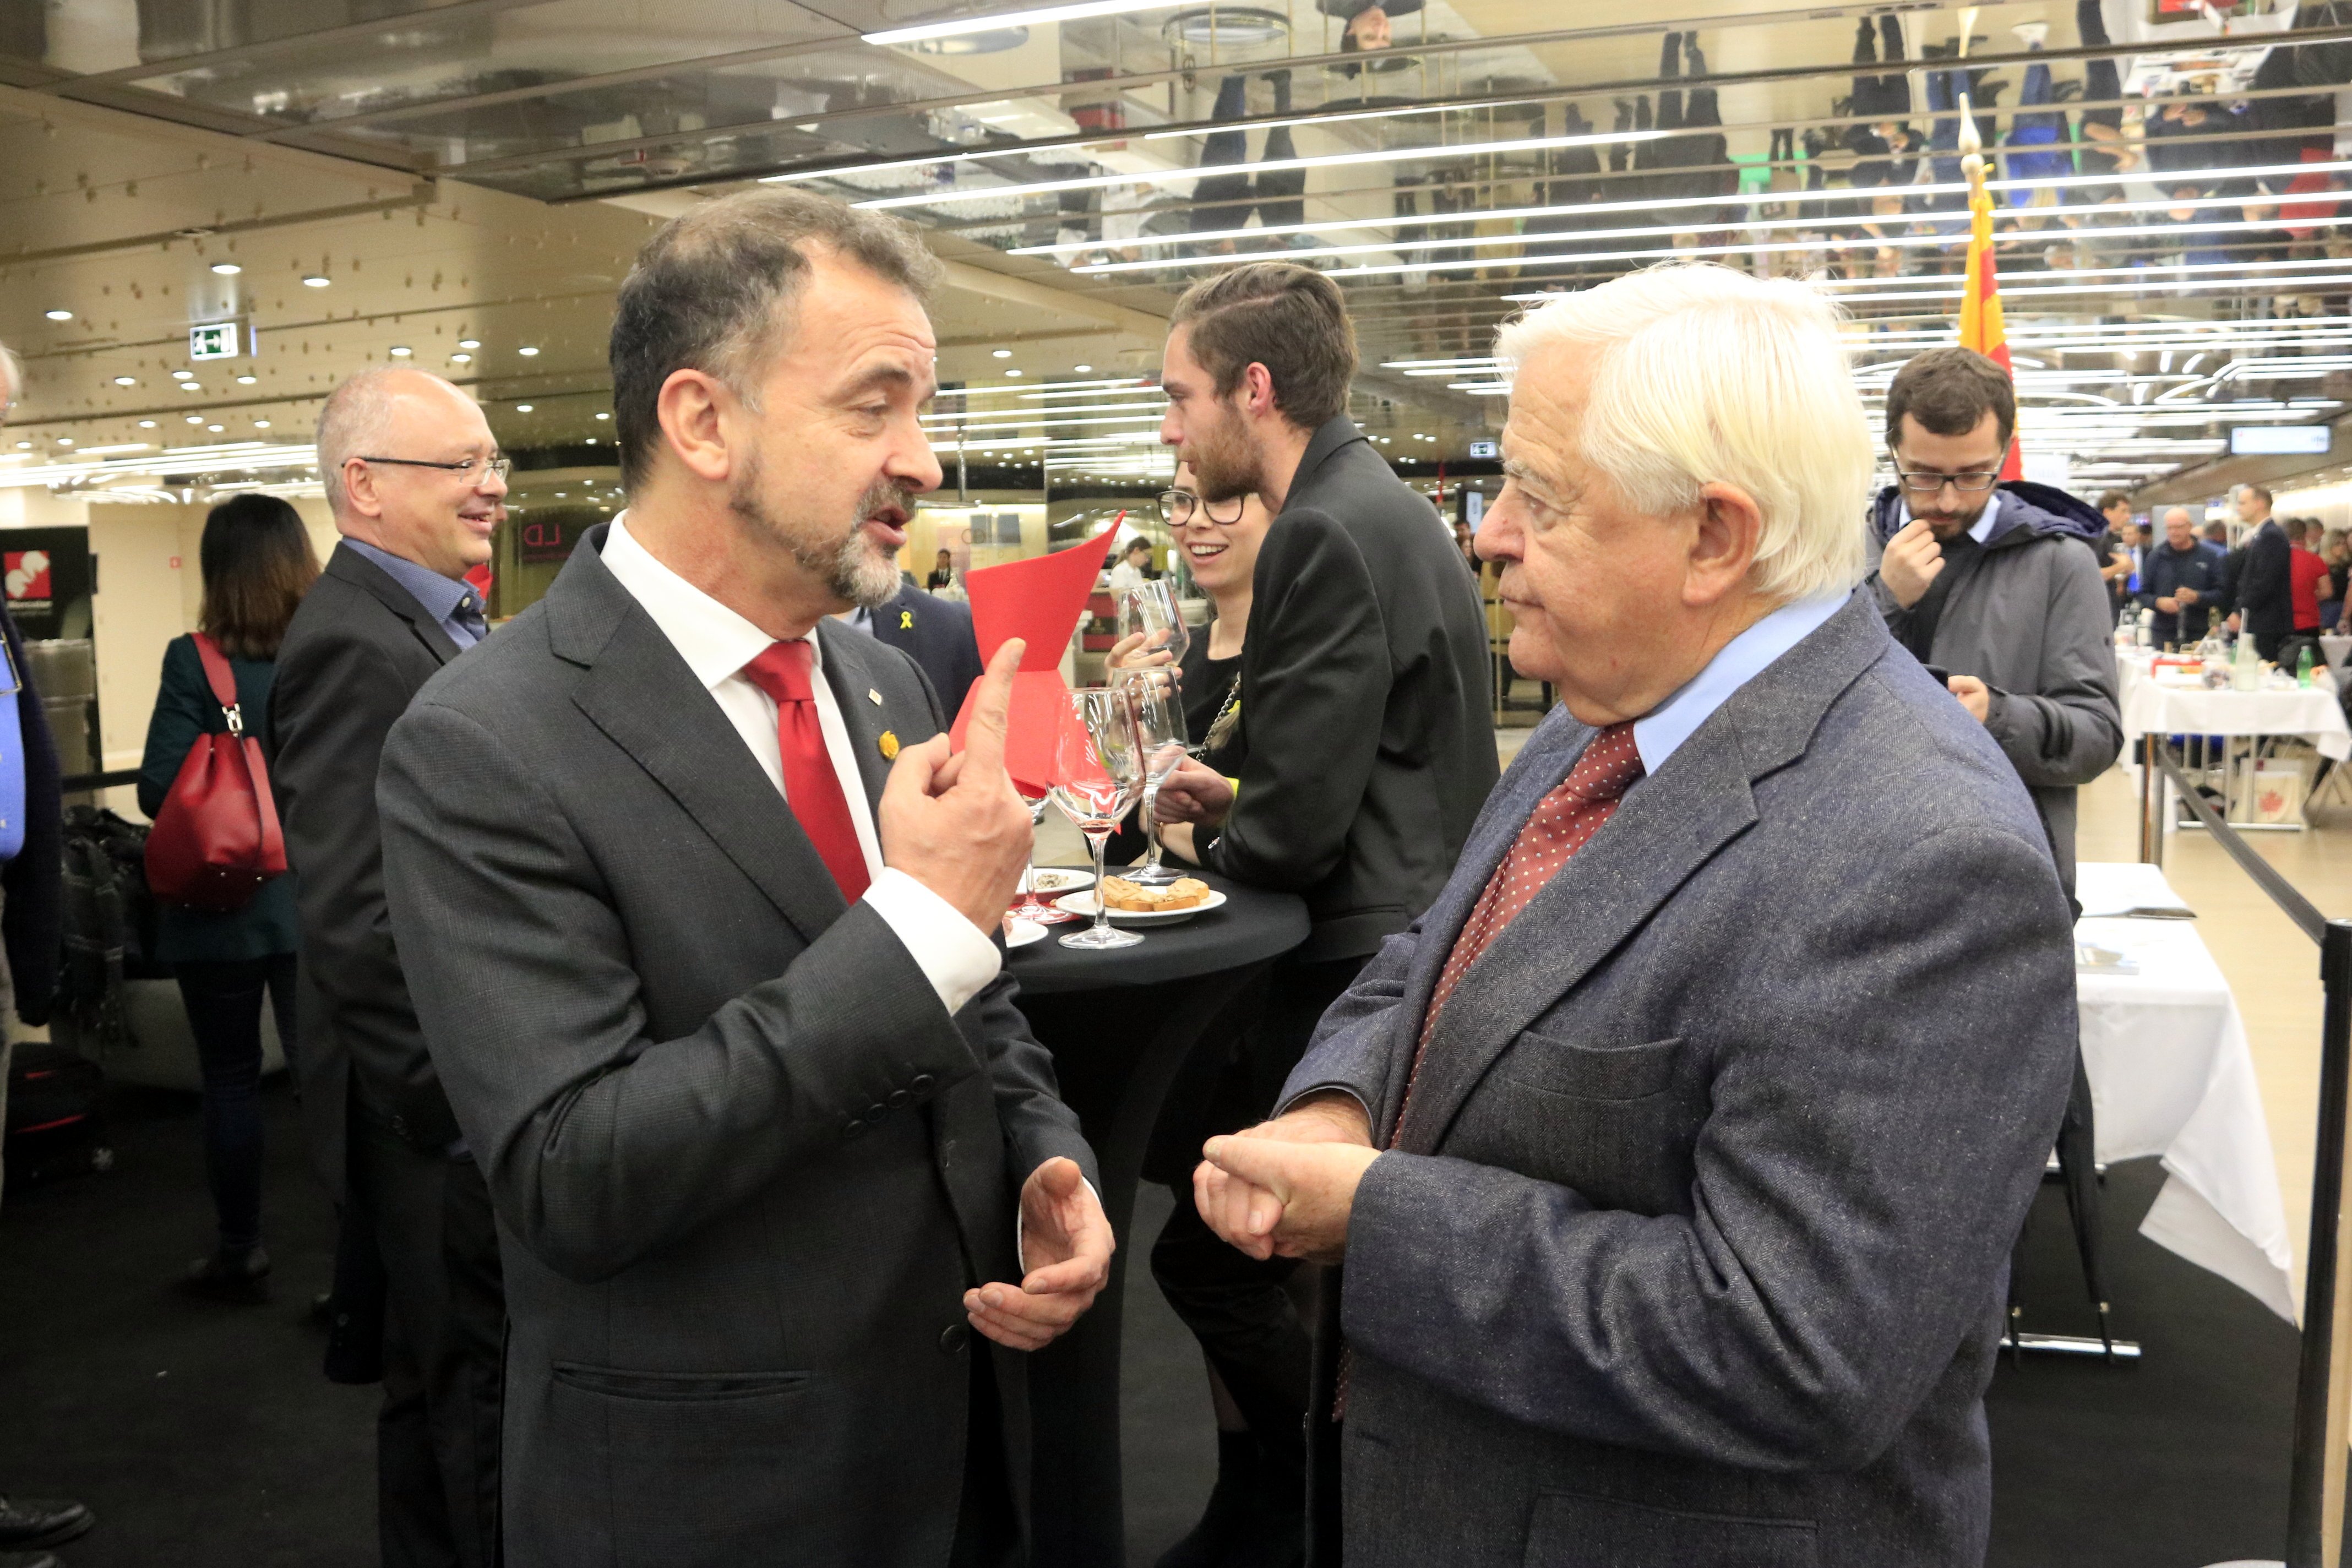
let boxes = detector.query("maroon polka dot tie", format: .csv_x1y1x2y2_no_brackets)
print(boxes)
1387,721,1645,1145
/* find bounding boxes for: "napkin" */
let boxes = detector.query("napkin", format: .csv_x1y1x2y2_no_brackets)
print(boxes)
950,523,1119,795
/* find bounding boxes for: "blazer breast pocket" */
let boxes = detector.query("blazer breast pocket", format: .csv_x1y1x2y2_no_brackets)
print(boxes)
1449,1032,1701,1215
1523,1490,1818,1568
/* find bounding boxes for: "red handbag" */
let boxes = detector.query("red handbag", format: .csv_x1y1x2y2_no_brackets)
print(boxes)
145,633,289,911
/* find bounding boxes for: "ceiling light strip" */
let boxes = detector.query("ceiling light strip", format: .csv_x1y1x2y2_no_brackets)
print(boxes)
864,0,1178,46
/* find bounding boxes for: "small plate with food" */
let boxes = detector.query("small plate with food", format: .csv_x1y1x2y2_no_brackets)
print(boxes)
1025,867,1097,897
1054,876,1227,925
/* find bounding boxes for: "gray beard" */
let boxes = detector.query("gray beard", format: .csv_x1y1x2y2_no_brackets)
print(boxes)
729,463,906,611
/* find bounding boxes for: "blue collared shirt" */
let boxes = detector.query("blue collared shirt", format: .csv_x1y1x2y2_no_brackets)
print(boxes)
1629,592,1849,776
342,538,484,650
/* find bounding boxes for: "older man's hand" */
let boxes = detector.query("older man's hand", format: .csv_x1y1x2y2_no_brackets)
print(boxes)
1194,1094,1374,1261
1197,1136,1380,1265
1880,518,1945,611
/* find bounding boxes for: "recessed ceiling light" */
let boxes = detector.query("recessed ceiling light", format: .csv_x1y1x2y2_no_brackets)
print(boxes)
13,441,26,449
56,437,72,447
137,421,156,429
1005,369,1022,377
253,420,271,429
236,374,256,385
515,404,534,413
389,346,412,358
993,349,1012,358
206,423,224,432
518,346,540,357
180,382,203,392
113,376,135,386
171,369,193,378
458,338,480,349
585,437,596,444
186,415,204,424
302,275,331,287
594,411,609,421
450,353,472,364
210,263,241,276
43,309,70,321
1074,364,1092,373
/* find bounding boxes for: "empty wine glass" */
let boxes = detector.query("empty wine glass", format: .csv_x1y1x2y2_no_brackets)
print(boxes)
1008,787,1071,925
1118,668,1191,885
1050,688,1145,951
1119,578,1191,673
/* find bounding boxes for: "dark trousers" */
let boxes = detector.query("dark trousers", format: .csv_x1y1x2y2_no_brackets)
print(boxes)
949,1347,1018,1568
350,1117,505,1568
175,954,299,1254
1151,956,1369,1478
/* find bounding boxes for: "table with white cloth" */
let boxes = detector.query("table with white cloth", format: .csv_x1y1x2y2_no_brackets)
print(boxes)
2073,861,2299,1324
2114,649,2350,830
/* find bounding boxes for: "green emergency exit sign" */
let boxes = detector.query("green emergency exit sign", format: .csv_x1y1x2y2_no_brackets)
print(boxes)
188,321,243,361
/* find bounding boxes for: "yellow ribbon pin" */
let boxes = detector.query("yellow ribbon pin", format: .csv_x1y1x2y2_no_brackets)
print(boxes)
899,609,914,630
879,731,900,761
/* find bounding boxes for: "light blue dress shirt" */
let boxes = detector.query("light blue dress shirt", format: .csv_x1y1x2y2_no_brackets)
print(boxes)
342,538,485,650
1629,591,1850,776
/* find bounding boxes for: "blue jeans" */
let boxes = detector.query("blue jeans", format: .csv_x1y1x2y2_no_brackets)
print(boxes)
176,953,299,1253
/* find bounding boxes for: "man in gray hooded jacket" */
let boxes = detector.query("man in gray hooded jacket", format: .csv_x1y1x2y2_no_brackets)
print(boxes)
1867,346,2121,896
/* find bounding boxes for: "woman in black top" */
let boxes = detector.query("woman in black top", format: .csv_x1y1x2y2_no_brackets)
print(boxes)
137,494,319,1302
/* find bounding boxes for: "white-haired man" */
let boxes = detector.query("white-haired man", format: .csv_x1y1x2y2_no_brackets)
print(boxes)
1191,263,2079,1567
269,368,508,1568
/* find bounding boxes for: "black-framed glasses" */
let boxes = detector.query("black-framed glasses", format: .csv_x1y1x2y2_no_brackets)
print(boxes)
1157,488,1244,527
1891,463,1998,496
357,454,513,482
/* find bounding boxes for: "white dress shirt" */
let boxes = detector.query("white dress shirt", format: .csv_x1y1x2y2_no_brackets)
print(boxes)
600,514,1000,1015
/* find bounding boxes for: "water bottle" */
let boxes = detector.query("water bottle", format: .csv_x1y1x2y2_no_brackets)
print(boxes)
2136,608,2154,649
2297,643,2315,688
2233,630,2261,692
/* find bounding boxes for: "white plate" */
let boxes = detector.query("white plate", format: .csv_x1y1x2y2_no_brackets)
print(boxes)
1004,918,1049,949
1053,889,1228,926
1025,867,1097,896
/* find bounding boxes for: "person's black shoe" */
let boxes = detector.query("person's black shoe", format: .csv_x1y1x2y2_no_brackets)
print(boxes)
177,1245,270,1305
0,1550,64,1568
0,1494,92,1549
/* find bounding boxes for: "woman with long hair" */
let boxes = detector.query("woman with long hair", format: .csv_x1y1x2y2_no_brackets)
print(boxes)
137,493,319,1302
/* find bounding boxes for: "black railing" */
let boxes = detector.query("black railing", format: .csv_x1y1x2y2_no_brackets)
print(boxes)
2147,738,2352,1567
59,769,141,793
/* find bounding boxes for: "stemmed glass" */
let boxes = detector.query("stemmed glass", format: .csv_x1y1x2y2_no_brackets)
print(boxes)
1118,668,1191,885
1119,578,1191,671
1008,786,1075,925
1050,688,1146,951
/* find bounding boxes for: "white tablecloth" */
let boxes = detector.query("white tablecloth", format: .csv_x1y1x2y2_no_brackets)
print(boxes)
2114,651,2351,762
2073,861,2298,1322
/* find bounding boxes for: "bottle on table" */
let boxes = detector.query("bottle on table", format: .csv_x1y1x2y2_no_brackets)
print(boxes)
2297,643,2315,688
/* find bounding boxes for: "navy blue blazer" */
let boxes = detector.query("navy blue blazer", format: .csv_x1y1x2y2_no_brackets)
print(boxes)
867,582,983,716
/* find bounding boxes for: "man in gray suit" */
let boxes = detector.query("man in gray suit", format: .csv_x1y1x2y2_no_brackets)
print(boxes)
1195,263,2079,1567
377,188,1111,1567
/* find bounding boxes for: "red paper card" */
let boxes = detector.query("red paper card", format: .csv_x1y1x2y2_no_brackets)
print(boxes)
949,525,1119,796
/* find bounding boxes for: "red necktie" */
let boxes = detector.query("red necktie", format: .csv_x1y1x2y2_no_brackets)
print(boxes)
739,640,872,903
1389,721,1644,1146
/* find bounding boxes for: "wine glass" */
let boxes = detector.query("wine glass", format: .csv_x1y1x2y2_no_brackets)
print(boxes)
1119,578,1191,673
1008,787,1073,925
1118,668,1191,885
1050,688,1146,951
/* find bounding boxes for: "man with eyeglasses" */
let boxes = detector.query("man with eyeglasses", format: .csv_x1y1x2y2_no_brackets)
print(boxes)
1868,346,2120,897
269,368,507,1568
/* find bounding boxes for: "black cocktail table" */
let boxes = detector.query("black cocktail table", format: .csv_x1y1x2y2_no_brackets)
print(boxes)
1008,869,1309,1568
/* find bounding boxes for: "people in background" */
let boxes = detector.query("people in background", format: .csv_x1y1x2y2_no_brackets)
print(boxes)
1868,346,2122,896
2321,527,2349,633
2288,516,2332,639
137,494,319,1304
1108,535,1157,596
0,339,88,1568
837,577,986,715
2229,482,2295,662
1149,262,1498,1563
376,187,1108,1568
925,545,955,592
2092,491,2136,623
1188,262,2079,1568
271,368,507,1568
2137,505,2223,648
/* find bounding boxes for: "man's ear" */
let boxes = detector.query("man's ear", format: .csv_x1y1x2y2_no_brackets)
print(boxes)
656,368,735,483
1239,362,1279,421
341,458,386,521
1686,481,1765,608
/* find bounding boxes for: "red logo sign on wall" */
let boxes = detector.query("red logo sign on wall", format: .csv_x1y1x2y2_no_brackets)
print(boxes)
5,552,53,603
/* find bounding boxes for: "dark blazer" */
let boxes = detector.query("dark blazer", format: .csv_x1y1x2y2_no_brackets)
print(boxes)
138,635,301,965
375,527,1097,1568
2135,541,2225,647
2236,518,2295,637
267,542,465,1196
1202,416,1497,962
2,602,61,1027
867,580,984,715
1283,592,2077,1568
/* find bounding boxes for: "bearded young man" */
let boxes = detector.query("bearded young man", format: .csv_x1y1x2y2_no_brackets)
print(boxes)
374,189,1110,1568
1146,262,1496,1567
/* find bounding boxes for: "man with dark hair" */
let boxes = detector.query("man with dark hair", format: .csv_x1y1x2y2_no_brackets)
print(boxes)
1147,260,1496,1565
2092,490,2136,623
2229,481,2295,661
376,186,1109,1568
1868,345,2120,895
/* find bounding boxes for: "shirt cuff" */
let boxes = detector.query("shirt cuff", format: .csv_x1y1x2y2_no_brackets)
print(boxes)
862,867,1003,1017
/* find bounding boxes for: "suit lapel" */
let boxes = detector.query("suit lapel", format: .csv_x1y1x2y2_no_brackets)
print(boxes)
326,543,462,666
815,622,904,816
1393,723,1758,1153
551,541,848,947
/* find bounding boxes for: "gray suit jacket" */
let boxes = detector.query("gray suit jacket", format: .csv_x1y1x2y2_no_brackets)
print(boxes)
376,528,1097,1568
1283,592,2078,1568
